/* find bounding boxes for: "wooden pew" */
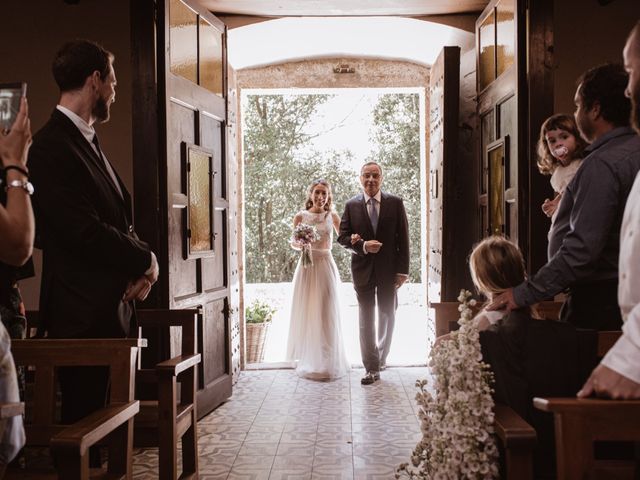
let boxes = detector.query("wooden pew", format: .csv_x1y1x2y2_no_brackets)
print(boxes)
7,338,144,479
430,301,541,480
533,331,640,480
430,300,563,338
24,309,201,479
134,309,201,480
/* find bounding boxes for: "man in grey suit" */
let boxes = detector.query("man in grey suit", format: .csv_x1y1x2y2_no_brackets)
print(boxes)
338,162,410,385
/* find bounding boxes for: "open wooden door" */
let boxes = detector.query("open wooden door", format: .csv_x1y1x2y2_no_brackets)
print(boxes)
428,46,476,304
475,0,553,273
132,0,236,416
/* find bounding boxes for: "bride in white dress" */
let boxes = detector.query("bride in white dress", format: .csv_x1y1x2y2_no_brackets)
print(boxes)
286,179,350,380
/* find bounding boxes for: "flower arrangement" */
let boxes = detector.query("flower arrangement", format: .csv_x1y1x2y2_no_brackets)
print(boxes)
292,222,320,267
397,289,499,479
245,299,277,324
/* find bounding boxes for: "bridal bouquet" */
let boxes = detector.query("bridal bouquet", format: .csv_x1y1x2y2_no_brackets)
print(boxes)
397,289,498,479
292,223,320,268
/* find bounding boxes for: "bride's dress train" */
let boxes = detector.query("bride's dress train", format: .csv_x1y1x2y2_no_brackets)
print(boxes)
286,210,350,380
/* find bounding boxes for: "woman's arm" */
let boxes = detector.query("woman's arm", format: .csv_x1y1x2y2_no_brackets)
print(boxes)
291,212,303,250
0,97,34,266
332,211,340,235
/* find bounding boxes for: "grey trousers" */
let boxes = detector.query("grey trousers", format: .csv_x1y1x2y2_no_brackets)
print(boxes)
355,281,398,372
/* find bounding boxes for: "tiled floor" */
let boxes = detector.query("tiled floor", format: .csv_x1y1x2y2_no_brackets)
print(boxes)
133,366,431,479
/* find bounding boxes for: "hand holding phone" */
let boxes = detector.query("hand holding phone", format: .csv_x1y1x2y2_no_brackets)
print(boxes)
0,82,27,134
0,96,32,169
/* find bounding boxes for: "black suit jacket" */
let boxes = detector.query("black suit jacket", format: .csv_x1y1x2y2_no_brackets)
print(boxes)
29,109,151,338
338,191,410,287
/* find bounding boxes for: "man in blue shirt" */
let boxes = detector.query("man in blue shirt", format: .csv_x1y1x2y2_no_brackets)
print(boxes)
489,63,640,330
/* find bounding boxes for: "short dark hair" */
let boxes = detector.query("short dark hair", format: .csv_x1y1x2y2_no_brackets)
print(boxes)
52,39,114,92
576,63,630,127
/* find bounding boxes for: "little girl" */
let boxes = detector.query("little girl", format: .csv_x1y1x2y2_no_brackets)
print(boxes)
536,114,588,223
468,236,586,477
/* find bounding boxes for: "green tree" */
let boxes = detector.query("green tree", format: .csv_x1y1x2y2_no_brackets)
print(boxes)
243,94,359,283
368,93,421,282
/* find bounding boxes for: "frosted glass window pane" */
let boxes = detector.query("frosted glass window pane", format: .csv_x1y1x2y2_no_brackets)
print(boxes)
170,0,197,83
496,0,515,77
489,145,505,236
189,149,212,253
479,10,496,91
199,18,223,96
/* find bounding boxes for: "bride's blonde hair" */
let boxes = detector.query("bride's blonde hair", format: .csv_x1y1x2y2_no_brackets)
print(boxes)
305,179,333,214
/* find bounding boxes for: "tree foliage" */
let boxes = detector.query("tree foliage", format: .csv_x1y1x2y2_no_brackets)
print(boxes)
367,93,422,282
243,94,359,283
243,92,422,284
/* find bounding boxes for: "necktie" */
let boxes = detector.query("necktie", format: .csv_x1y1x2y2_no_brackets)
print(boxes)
92,134,123,198
369,198,378,233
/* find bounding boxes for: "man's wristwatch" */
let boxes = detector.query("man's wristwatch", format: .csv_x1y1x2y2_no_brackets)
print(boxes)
5,179,34,195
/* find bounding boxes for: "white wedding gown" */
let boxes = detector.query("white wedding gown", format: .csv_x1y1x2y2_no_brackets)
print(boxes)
285,210,350,380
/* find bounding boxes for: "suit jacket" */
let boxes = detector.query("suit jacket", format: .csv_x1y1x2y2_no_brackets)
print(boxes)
338,191,409,287
28,109,151,338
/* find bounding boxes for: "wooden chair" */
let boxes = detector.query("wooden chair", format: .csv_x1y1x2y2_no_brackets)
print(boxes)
534,331,640,480
134,309,201,480
6,338,144,479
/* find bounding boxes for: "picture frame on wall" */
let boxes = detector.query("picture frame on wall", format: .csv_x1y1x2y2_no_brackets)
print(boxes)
182,142,215,259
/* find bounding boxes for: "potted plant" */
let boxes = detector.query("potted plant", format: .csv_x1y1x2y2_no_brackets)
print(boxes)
245,300,276,363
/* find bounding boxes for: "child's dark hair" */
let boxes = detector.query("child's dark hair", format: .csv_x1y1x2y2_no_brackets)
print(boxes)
536,114,588,175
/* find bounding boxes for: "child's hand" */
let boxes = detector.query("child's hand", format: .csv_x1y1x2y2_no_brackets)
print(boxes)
542,194,561,217
350,233,362,245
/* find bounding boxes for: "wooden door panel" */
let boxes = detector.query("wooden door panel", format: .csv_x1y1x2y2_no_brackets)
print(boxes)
226,63,241,383
427,47,460,303
167,99,198,300
202,299,228,384
201,210,226,292
159,0,232,416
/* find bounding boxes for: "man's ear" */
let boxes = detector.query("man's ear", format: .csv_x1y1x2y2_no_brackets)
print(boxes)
590,100,602,121
87,70,102,90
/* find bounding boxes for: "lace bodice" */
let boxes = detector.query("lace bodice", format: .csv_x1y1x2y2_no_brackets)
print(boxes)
299,210,333,250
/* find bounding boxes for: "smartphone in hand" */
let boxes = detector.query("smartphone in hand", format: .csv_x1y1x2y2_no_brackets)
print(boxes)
0,82,27,133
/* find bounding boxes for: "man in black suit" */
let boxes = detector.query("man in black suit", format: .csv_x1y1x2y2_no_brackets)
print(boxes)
28,40,158,432
338,162,410,385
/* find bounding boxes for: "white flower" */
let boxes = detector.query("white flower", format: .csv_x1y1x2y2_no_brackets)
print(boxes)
397,289,499,479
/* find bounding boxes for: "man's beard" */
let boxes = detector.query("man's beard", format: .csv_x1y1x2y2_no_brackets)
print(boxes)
632,88,640,135
93,95,110,123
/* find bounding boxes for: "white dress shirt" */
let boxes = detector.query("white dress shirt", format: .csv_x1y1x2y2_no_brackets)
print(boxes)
601,171,640,383
0,323,24,464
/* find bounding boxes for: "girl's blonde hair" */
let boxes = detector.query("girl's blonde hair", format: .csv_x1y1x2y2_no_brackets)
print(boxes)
536,114,588,175
304,178,333,213
469,236,525,299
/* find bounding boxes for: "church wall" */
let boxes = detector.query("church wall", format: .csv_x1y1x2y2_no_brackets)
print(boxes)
0,0,133,309
553,0,640,115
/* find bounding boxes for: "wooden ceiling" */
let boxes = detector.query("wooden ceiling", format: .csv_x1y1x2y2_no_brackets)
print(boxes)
197,0,488,17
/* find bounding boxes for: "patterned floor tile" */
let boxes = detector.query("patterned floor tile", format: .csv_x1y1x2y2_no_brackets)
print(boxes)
312,455,354,478
130,368,430,478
